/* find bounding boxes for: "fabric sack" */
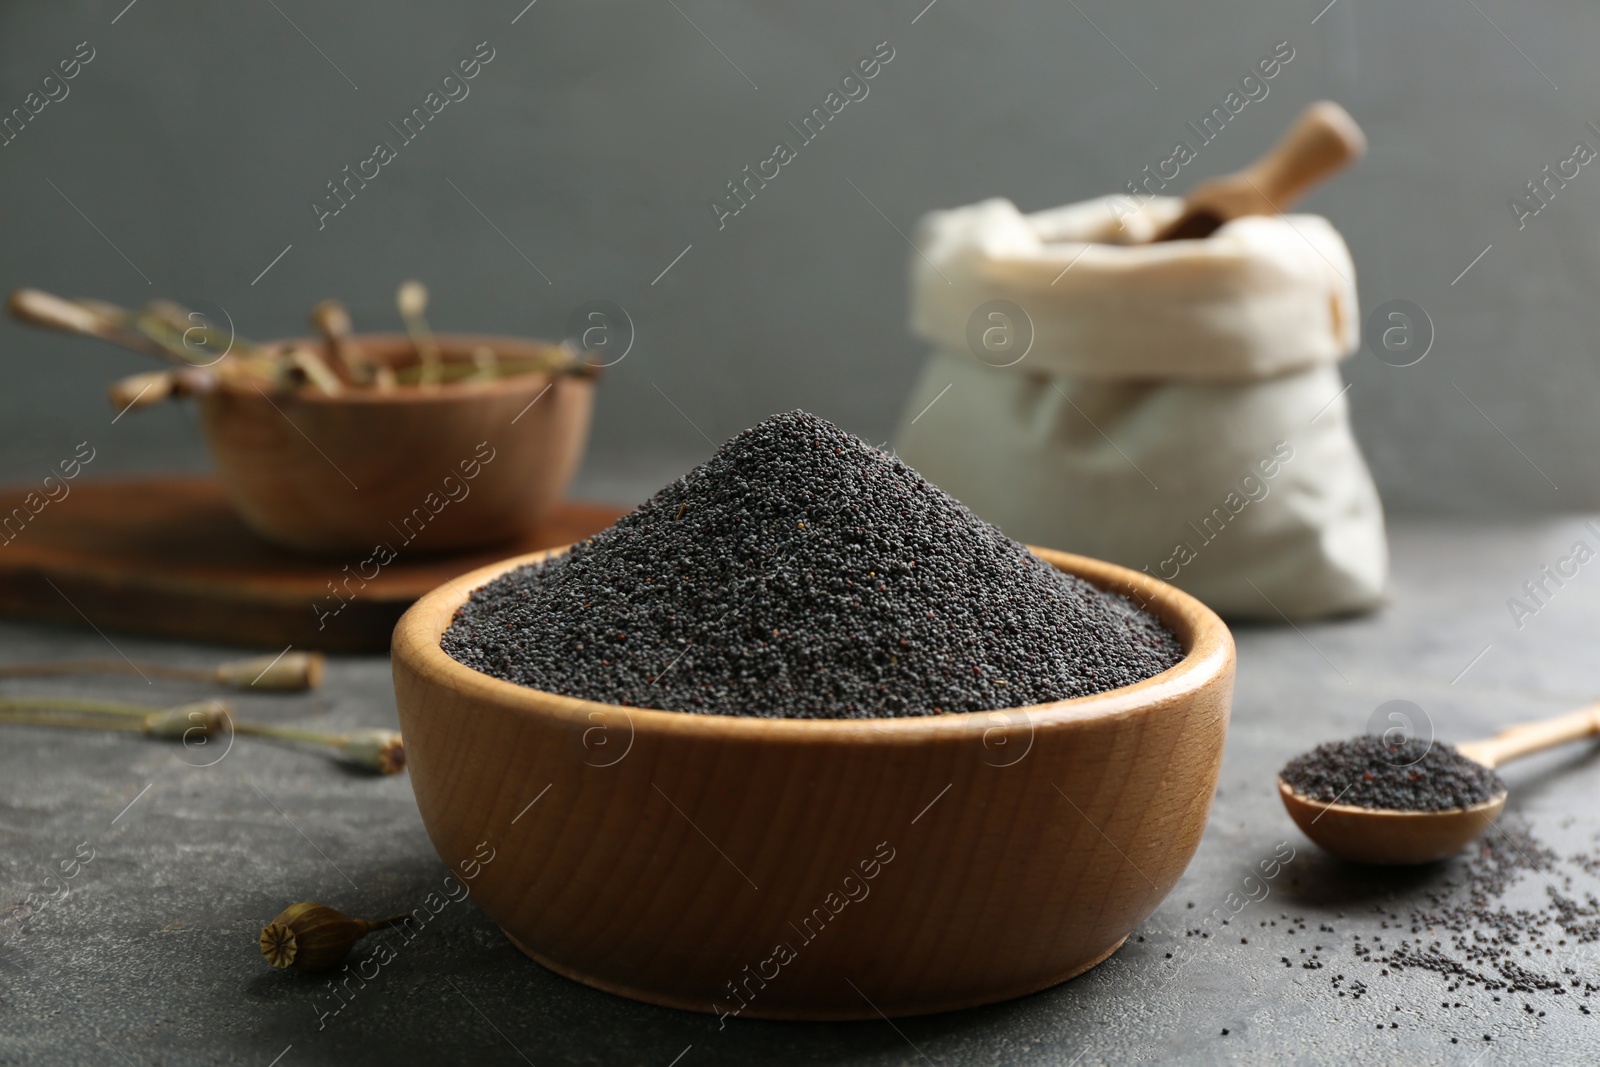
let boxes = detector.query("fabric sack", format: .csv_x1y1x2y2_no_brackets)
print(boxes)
894,194,1387,620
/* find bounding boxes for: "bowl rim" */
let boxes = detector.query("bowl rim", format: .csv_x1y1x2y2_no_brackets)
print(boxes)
393,544,1235,740
393,543,1228,742
208,332,590,406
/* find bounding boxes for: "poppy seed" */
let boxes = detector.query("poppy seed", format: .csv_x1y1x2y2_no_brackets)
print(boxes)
443,411,1184,718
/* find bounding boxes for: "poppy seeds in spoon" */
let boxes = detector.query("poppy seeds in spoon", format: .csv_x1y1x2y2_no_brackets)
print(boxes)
1280,735,1506,812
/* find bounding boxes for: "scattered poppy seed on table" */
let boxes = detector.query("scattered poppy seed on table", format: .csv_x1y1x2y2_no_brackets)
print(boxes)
1292,817,1600,1035
443,412,1183,718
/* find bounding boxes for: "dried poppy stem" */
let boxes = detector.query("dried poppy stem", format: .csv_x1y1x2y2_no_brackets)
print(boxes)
0,695,162,717
464,344,500,382
0,698,227,737
135,302,339,396
8,288,342,400
0,652,324,691
311,299,395,390
0,698,403,773
387,349,595,387
232,723,406,775
107,367,218,412
0,661,213,683
0,708,143,731
396,280,441,386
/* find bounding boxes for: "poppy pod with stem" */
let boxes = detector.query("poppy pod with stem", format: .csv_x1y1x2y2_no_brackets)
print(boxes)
259,902,408,972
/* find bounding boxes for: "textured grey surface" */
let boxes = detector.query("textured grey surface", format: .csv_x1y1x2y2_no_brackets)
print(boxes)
1,1,1598,513
3,518,1600,1065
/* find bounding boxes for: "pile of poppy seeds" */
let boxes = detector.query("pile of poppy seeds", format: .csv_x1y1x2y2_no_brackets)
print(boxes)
1279,735,1505,811
442,411,1184,718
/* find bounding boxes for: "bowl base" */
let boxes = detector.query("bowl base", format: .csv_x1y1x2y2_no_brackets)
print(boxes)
502,930,1130,1021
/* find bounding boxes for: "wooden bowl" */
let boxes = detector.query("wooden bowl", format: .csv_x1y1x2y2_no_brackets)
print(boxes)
392,546,1235,1019
197,334,593,554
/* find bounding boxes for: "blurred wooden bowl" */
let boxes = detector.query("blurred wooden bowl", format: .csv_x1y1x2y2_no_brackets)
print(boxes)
198,334,593,554
392,545,1234,1019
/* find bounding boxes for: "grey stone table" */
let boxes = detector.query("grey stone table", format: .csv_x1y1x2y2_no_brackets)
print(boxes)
3,517,1599,1066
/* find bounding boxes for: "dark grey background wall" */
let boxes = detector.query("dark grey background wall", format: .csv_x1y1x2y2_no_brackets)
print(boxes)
0,0,1593,513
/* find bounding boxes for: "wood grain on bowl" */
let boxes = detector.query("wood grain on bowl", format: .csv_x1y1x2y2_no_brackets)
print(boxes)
393,545,1234,1019
200,334,592,554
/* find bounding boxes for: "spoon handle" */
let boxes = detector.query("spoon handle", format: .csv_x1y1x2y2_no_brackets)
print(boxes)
1150,101,1365,242
1457,702,1600,768
1242,101,1366,214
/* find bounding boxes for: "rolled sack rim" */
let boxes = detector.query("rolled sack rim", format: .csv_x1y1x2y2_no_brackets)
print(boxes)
907,195,1359,382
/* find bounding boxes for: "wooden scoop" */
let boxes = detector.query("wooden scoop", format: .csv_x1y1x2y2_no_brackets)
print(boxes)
1279,702,1600,865
1151,100,1366,242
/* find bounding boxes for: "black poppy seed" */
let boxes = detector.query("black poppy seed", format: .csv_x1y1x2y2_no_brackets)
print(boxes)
1280,735,1505,812
441,412,1183,718
1309,818,1600,1032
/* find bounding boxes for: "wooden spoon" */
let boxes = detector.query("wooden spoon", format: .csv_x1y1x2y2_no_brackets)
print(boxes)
1279,703,1600,865
1150,100,1366,242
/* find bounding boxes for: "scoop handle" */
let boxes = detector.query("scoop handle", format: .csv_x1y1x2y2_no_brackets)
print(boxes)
1243,100,1366,211
1457,702,1600,768
1150,101,1365,241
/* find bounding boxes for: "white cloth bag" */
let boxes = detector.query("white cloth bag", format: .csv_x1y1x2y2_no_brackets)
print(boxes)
894,195,1387,620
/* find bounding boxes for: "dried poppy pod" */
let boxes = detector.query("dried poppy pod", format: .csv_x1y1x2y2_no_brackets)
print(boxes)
140,699,230,739
335,728,406,775
212,651,326,692
259,902,405,972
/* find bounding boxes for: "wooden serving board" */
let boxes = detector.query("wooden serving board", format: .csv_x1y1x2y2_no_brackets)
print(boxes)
0,477,626,652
